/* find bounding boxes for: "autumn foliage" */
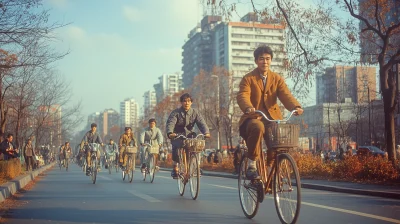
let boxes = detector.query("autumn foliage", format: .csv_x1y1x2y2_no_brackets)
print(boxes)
291,152,400,183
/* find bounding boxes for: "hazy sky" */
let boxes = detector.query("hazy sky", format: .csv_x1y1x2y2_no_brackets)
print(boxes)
43,0,317,130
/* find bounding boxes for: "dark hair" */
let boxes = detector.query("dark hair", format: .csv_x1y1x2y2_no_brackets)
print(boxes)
254,45,274,61
180,93,193,102
7,133,13,138
125,127,131,131
148,118,156,124
110,139,114,141
91,123,97,128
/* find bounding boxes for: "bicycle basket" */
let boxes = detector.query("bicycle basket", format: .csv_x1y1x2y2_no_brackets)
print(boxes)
125,146,137,154
184,139,206,152
89,143,100,152
147,145,159,154
266,123,300,148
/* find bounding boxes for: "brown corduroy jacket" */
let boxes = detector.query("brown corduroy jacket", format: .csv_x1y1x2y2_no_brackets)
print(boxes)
236,68,301,127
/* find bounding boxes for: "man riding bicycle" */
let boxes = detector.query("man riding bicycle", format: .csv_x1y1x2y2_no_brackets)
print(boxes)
105,139,118,168
166,93,210,179
237,45,303,180
139,118,163,172
80,123,103,175
118,127,137,170
60,141,72,169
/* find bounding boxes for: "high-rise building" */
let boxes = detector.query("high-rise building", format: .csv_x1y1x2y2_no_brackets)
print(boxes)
143,90,157,118
182,13,286,90
102,109,119,138
153,73,184,103
182,16,222,88
120,98,139,132
316,65,376,104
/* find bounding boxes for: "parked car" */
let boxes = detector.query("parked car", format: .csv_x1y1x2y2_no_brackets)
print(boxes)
357,146,386,157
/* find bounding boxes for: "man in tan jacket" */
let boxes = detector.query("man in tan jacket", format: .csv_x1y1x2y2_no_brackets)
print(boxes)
237,45,304,179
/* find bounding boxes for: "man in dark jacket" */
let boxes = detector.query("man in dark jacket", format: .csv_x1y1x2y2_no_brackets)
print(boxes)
166,93,210,179
0,134,19,160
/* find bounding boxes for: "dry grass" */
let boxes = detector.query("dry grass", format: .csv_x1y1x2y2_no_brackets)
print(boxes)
0,159,23,184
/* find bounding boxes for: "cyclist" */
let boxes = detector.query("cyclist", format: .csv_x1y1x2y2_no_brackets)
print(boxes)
118,127,137,170
105,138,118,169
139,118,163,172
237,45,303,180
60,141,72,169
80,123,103,175
166,93,210,179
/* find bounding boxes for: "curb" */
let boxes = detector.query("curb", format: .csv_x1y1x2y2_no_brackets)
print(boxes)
0,162,55,204
159,167,400,200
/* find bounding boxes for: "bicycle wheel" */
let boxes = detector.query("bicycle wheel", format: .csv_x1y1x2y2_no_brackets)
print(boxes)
149,154,156,183
115,159,119,173
92,158,97,184
274,153,301,224
108,161,112,174
128,156,134,183
238,155,259,219
177,150,186,196
189,153,200,200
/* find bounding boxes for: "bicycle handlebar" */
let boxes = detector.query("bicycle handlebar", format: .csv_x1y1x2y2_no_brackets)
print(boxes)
254,110,297,123
174,134,206,140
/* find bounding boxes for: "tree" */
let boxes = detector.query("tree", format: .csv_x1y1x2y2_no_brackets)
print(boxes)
209,0,400,161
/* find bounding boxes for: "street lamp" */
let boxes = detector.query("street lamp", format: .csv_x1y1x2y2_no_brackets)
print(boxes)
211,75,221,150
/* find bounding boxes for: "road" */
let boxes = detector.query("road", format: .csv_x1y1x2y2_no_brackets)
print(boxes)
3,164,400,224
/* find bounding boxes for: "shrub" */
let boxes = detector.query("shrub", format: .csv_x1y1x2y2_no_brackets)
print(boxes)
0,158,22,181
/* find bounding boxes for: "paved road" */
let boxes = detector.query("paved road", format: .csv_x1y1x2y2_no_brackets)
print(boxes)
3,165,400,224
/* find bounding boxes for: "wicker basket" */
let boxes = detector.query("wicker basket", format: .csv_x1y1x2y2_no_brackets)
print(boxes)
184,139,206,152
266,123,300,149
125,146,137,154
147,145,159,154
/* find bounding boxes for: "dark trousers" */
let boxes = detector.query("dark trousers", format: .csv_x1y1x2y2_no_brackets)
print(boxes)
26,156,34,171
171,139,184,163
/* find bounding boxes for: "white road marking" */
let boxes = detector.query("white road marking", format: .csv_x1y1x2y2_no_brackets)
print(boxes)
208,184,236,190
209,184,400,223
128,190,161,202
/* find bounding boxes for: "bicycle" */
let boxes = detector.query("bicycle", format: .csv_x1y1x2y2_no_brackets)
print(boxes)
104,146,116,175
238,110,301,223
175,134,206,200
121,145,137,183
141,143,159,183
87,143,100,184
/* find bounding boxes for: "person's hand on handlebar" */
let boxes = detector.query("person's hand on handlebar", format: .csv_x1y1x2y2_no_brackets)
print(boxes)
168,133,177,139
245,107,256,114
294,108,304,116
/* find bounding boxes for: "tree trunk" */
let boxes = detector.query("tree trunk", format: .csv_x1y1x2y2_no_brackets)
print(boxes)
381,68,396,161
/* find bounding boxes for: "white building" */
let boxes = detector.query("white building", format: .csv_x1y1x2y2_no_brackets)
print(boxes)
143,90,157,117
120,98,139,131
153,73,184,103
212,13,286,89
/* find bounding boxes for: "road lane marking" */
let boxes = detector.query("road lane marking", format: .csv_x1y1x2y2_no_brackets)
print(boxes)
209,184,400,223
208,184,236,190
301,201,400,223
128,190,161,202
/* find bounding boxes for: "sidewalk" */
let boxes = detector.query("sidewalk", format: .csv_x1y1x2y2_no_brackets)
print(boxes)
160,167,400,199
0,163,55,204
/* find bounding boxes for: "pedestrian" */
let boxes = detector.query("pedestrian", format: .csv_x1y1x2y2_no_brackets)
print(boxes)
24,139,35,171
